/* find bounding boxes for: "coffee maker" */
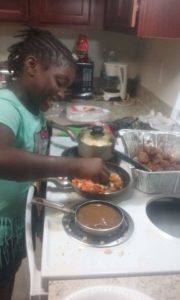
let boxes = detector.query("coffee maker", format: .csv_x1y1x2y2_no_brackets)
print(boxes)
103,62,128,101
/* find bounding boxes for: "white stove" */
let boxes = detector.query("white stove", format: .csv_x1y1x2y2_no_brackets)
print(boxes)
40,136,180,285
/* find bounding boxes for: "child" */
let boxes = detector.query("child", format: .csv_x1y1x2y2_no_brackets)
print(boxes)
0,27,109,299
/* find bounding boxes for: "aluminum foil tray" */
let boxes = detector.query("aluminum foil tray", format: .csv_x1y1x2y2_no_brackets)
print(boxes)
119,129,180,194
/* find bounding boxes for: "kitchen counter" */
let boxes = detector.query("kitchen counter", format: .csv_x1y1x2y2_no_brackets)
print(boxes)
45,97,150,126
48,274,180,300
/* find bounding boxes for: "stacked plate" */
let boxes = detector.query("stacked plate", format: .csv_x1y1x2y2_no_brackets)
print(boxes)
63,285,155,300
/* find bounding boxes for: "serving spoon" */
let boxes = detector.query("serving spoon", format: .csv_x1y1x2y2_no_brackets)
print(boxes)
116,151,150,172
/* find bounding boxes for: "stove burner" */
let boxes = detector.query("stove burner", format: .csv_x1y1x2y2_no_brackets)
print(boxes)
62,207,133,248
61,146,121,165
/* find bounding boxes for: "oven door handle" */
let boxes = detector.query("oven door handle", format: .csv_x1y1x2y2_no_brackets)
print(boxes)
25,185,48,298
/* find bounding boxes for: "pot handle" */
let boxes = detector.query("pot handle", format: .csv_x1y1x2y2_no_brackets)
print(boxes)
47,120,77,142
31,197,74,214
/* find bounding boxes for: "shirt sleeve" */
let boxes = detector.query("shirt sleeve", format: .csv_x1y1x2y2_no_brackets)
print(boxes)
0,100,21,136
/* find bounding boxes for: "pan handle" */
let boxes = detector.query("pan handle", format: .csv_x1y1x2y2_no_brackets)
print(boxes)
47,120,77,142
40,177,72,190
31,197,74,214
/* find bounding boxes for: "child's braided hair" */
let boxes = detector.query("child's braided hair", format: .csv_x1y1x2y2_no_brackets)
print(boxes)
8,26,76,77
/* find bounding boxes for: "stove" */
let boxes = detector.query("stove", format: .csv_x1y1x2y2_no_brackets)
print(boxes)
61,146,121,165
62,207,134,248
40,136,180,283
108,117,154,133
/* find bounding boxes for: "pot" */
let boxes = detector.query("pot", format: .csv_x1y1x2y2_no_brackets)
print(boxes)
48,120,116,160
77,125,115,160
31,198,125,237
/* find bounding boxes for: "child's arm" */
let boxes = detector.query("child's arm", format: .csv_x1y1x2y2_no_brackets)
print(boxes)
0,125,109,183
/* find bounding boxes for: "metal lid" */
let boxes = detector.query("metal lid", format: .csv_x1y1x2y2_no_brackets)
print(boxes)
79,125,115,147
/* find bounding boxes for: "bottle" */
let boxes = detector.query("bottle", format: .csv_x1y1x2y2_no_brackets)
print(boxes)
100,50,119,93
107,50,117,62
74,34,89,62
99,49,107,94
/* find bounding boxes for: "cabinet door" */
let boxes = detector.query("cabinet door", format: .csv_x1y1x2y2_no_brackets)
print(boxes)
105,0,138,30
138,0,180,38
0,0,29,22
30,0,90,25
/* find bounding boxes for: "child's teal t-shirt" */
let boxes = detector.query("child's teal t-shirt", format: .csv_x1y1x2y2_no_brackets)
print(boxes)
0,89,48,266
0,89,48,216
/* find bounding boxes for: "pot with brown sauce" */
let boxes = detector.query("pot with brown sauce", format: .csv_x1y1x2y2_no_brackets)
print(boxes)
31,198,125,237
75,201,125,236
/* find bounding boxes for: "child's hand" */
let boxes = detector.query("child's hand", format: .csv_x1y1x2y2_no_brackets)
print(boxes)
71,158,110,184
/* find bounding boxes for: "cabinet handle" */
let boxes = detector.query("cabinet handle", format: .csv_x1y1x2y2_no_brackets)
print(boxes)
131,0,139,28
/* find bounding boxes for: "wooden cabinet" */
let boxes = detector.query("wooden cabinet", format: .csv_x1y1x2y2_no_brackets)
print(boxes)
0,0,29,22
104,0,180,38
105,0,138,33
1,0,179,38
0,0,105,29
138,0,180,38
29,0,104,29
30,0,90,25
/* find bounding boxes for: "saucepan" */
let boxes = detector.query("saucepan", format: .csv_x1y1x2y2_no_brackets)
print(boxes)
31,199,125,236
42,163,131,200
48,120,149,171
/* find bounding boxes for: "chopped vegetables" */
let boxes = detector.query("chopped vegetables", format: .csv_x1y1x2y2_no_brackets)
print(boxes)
71,172,125,194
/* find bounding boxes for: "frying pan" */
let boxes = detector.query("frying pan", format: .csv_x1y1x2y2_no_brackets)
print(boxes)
40,163,131,200
31,199,125,236
71,163,131,200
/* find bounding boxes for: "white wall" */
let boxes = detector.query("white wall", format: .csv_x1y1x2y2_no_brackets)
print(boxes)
0,24,139,77
139,38,180,108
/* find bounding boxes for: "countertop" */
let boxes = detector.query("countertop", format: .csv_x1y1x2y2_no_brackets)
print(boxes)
45,97,149,126
48,275,180,300
46,98,180,300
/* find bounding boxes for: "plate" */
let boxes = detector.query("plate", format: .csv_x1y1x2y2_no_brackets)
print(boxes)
63,285,155,300
66,104,110,123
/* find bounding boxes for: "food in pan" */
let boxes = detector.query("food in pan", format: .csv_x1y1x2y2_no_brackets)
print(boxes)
76,202,122,229
71,171,125,194
135,146,180,171
82,106,96,112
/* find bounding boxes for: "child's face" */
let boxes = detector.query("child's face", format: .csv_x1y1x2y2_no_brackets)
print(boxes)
25,58,76,112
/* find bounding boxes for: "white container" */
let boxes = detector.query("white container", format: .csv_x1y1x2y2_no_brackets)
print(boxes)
104,62,128,100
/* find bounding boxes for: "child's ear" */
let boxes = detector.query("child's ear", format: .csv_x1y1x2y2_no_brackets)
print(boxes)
24,56,39,77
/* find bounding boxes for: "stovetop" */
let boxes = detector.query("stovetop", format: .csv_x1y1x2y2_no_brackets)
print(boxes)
107,117,154,134
62,207,134,248
41,136,180,281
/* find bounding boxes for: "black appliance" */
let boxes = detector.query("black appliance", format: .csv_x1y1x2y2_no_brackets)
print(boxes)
71,61,94,99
